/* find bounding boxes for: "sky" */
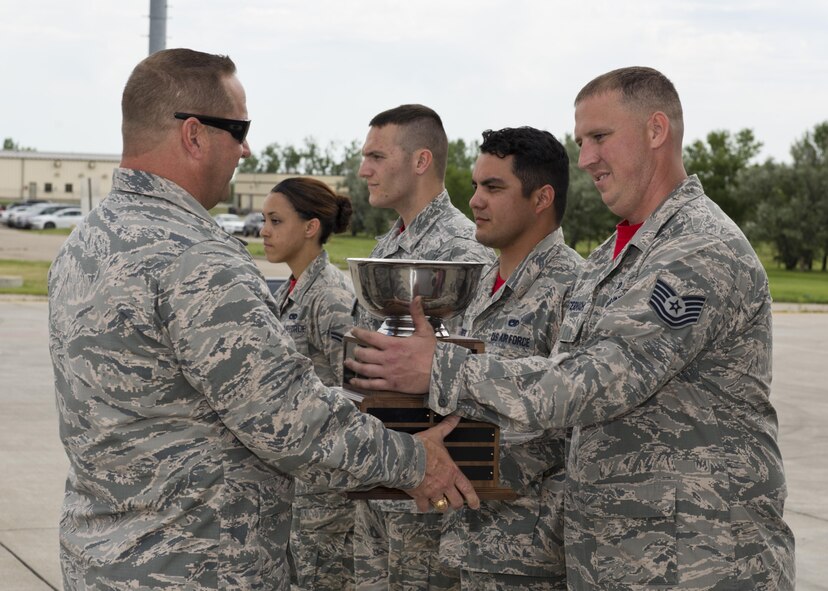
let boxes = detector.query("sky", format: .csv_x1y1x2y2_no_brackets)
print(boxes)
2,0,826,164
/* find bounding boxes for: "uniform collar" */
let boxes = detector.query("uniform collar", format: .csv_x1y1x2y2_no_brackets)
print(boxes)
111,168,215,226
494,228,567,301
614,175,704,263
379,190,452,256
291,251,329,298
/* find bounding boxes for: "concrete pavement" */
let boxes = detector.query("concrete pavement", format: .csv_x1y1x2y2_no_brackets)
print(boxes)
1,299,827,590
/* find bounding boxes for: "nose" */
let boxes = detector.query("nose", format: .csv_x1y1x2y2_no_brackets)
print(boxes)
241,139,252,159
469,188,485,211
577,142,597,170
259,220,270,237
358,158,370,179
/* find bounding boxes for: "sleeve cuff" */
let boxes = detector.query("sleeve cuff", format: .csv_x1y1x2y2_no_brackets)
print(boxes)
427,340,470,415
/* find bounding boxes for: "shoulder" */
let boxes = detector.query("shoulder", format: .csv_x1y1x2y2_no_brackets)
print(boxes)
654,196,762,274
304,265,354,308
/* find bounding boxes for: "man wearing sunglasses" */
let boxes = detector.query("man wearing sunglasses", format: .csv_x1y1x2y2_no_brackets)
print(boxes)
48,48,479,591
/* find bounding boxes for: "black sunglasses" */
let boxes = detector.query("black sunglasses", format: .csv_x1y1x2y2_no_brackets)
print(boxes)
174,112,251,143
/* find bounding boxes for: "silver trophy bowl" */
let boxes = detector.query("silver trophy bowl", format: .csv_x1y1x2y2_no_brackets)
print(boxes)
348,258,486,337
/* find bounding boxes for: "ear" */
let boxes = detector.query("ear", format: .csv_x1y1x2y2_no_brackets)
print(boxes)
305,217,321,239
649,111,670,149
180,117,206,158
413,149,433,175
534,185,555,216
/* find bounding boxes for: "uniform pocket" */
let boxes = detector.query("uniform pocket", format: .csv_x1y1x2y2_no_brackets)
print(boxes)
580,480,678,586
556,307,585,345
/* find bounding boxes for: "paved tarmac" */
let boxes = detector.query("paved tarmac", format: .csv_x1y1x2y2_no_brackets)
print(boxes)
0,223,291,279
0,299,826,590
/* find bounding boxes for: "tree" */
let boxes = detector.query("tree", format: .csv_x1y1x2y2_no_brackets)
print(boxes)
336,141,394,236
789,122,828,270
241,139,347,175
743,122,828,271
560,134,616,250
238,152,260,173
3,138,34,151
683,129,762,227
444,139,478,220
741,162,805,269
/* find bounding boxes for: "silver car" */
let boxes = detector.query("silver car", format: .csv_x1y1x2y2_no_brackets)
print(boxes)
30,207,84,230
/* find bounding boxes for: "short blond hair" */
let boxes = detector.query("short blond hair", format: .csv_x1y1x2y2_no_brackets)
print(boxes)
121,48,237,154
575,66,684,140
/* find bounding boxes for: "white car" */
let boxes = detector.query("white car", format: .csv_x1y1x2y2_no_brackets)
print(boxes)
18,204,75,229
212,213,245,234
1,200,49,225
8,202,60,228
30,207,84,230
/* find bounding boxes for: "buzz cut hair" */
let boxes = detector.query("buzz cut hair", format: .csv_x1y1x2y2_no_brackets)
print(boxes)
575,66,684,139
369,104,448,179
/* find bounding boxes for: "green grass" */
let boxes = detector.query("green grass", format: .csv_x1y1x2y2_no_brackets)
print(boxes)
30,228,73,236
765,267,828,304
3,235,828,303
246,234,377,269
0,259,51,296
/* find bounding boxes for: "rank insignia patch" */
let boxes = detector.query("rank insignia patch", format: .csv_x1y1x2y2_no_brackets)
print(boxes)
649,279,706,329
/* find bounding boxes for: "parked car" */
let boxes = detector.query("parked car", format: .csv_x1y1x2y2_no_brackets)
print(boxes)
18,204,76,229
30,207,84,230
0,200,49,226
242,212,264,237
212,213,245,234
8,202,63,228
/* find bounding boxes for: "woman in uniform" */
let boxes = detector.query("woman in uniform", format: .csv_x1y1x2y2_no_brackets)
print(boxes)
261,177,357,590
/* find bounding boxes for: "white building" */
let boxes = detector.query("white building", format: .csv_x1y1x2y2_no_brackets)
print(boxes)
234,173,347,213
0,150,120,212
0,151,347,215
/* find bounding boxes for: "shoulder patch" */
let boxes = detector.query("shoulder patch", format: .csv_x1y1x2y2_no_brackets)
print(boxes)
649,278,706,329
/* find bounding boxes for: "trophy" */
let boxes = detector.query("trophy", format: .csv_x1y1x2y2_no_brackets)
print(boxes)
343,258,516,500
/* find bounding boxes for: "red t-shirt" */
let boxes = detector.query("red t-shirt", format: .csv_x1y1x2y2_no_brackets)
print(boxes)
613,221,643,259
491,272,506,295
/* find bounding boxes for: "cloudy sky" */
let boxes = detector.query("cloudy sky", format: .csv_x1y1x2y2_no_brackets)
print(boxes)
2,0,825,163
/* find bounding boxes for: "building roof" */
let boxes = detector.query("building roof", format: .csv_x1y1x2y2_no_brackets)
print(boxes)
0,150,120,162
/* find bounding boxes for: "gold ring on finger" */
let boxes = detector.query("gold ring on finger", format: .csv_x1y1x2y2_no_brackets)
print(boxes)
431,496,449,512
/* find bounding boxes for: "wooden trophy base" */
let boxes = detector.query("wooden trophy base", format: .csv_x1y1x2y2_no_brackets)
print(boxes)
343,332,516,501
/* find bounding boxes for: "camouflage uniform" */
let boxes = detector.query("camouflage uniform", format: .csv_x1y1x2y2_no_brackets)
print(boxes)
442,229,581,590
272,251,358,590
428,176,795,590
49,169,427,591
352,189,495,591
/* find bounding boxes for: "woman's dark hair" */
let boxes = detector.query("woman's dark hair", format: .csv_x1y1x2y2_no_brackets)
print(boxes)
271,177,352,244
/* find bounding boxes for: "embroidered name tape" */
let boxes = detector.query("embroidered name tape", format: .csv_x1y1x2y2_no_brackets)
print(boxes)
649,278,706,329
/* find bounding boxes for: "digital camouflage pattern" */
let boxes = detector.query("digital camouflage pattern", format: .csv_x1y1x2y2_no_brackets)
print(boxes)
440,229,581,588
272,250,359,591
49,168,426,591
273,250,354,387
428,176,795,590
352,189,495,591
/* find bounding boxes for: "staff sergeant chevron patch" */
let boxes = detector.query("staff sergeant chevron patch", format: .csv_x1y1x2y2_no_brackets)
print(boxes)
649,278,707,329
